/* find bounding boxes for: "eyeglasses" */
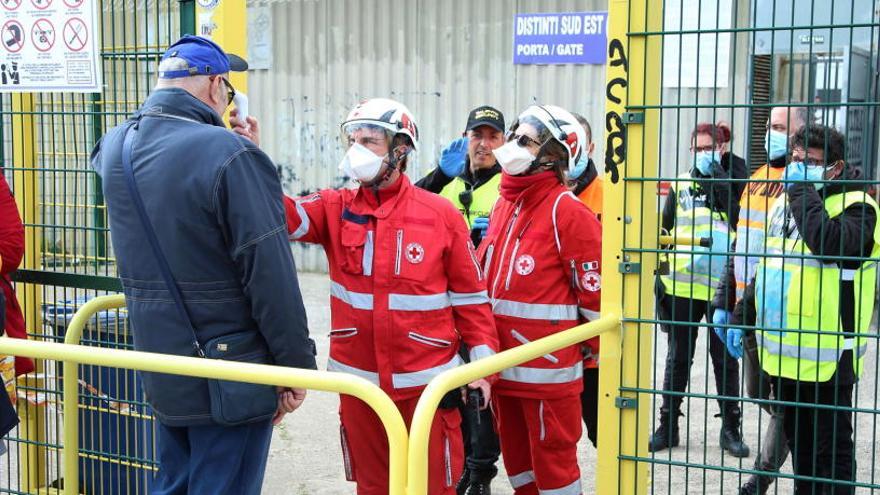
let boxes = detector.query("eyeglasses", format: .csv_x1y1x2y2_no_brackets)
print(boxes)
220,76,235,106
509,133,543,148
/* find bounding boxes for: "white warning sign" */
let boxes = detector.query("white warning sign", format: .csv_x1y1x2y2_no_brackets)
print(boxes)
0,0,100,92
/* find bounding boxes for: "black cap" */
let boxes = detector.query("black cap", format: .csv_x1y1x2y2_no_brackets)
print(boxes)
465,106,505,133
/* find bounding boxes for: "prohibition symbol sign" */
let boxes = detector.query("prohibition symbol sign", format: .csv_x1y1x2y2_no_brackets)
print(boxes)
30,0,51,9
1,0,21,11
32,18,54,52
63,0,83,7
2,20,24,53
63,17,87,51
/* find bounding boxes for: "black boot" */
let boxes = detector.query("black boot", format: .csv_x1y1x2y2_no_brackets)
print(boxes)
720,407,750,458
738,474,772,495
462,469,493,495
648,405,680,452
455,468,470,495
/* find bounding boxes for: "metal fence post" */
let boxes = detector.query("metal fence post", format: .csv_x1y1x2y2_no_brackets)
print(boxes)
597,0,662,494
11,92,46,492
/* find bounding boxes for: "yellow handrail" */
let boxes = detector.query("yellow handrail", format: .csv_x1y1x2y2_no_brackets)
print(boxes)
658,234,712,247
406,314,619,495
0,295,409,495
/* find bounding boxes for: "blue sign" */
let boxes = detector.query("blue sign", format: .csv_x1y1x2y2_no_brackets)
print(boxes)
513,12,608,65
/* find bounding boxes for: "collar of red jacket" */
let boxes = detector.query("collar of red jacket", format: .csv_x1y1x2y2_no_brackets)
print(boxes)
499,170,562,204
351,173,411,219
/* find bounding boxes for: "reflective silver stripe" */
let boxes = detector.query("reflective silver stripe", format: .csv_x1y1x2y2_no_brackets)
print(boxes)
392,354,464,388
757,334,868,363
668,270,713,288
511,329,558,364
493,299,578,321
579,308,600,321
362,231,374,276
538,400,546,441
675,216,713,227
444,436,452,487
394,229,403,275
509,470,536,489
469,344,496,362
327,357,379,385
389,293,450,311
841,268,857,281
330,282,374,310
290,200,310,240
408,332,452,348
449,290,490,306
539,479,582,495
500,362,583,384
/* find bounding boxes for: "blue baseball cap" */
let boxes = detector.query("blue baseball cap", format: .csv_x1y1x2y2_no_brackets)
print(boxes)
158,35,248,79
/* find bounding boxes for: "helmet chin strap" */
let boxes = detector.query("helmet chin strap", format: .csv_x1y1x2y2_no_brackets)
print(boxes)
362,149,404,204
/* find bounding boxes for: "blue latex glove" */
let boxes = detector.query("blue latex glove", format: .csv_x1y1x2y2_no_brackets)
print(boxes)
439,137,469,178
711,308,731,342
471,217,489,239
725,328,744,359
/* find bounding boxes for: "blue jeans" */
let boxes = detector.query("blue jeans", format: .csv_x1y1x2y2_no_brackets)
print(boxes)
152,420,273,495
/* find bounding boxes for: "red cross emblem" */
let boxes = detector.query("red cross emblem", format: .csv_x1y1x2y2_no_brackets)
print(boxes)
515,254,535,276
405,242,424,264
582,271,601,292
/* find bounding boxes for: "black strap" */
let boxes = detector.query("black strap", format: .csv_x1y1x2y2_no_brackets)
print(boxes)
121,121,205,357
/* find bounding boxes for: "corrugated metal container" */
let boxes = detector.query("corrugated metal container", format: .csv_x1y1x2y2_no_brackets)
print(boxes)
246,0,751,271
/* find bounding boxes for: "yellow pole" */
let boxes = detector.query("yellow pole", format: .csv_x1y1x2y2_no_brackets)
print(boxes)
55,295,408,495
196,0,247,120
597,0,662,493
406,315,619,495
11,92,46,491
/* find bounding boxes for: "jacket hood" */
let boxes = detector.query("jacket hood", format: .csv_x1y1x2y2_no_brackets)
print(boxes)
136,87,226,128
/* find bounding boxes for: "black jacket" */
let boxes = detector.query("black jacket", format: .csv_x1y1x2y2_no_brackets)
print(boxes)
415,158,501,196
92,88,317,425
733,165,876,384
712,155,786,311
571,158,600,197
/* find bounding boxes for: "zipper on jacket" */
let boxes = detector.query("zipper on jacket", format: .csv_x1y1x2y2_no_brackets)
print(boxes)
504,239,521,291
394,229,403,275
482,244,495,281
570,259,581,290
490,203,522,299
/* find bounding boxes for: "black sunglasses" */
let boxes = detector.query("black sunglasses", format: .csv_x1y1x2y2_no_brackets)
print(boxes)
220,76,235,106
509,133,543,148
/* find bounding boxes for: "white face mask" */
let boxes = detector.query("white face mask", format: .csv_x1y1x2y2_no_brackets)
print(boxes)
338,143,387,183
493,141,537,175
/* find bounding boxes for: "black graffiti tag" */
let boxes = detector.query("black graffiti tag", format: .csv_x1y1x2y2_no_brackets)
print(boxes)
604,38,628,184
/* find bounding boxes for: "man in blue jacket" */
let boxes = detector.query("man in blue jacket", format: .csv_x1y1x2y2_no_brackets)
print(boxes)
91,35,317,495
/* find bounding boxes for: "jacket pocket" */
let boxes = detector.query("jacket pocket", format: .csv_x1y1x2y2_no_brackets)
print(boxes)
393,228,437,282
341,222,368,275
408,331,453,348
330,328,358,339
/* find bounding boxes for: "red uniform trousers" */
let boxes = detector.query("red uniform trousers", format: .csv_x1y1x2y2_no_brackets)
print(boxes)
340,394,464,495
495,394,583,495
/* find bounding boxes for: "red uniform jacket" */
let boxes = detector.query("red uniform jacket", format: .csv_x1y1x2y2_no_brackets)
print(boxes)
0,171,31,375
285,175,499,401
477,177,601,399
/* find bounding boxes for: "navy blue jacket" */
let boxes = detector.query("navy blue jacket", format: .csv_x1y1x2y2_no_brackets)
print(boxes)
91,88,317,426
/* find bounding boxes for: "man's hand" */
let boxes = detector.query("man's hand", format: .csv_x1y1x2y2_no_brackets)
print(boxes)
272,387,307,425
461,378,491,410
230,109,261,147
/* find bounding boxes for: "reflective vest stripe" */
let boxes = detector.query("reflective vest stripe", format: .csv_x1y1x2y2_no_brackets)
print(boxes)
327,354,465,389
492,299,578,321
579,308,601,321
389,293,450,311
289,200,310,240
330,281,374,310
539,479,583,495
500,361,583,384
362,231,374,276
449,290,490,306
509,471,535,489
391,354,464,388
757,334,868,362
332,284,489,311
667,271,714,288
468,344,496,362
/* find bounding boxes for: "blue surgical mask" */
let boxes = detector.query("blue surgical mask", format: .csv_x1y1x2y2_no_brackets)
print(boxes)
567,156,588,179
785,161,829,190
693,151,721,176
765,130,788,160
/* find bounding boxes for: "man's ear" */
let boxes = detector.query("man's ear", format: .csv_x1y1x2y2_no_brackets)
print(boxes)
830,160,846,179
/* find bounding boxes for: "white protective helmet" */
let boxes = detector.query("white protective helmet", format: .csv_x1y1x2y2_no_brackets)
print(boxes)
341,98,420,150
511,105,585,172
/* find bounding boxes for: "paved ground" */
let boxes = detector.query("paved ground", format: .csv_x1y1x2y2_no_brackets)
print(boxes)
263,272,880,494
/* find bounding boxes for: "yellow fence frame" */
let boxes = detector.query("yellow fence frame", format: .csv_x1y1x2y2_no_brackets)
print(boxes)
406,314,620,495
0,295,410,495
